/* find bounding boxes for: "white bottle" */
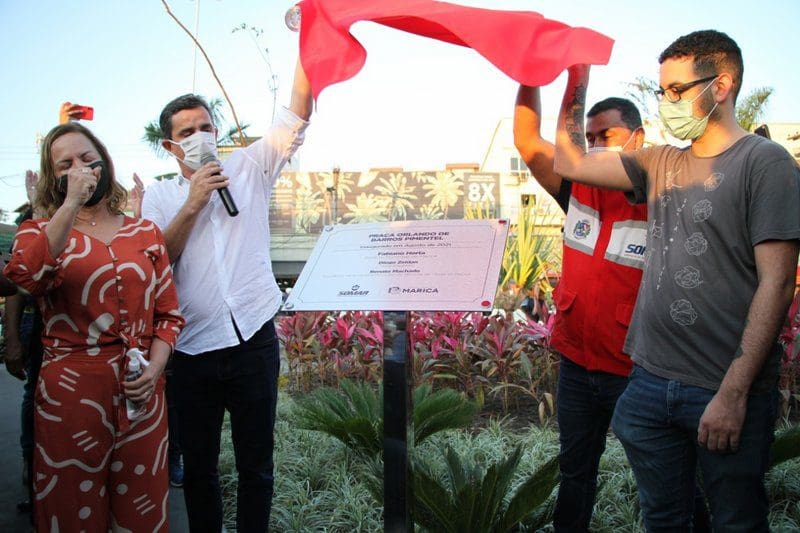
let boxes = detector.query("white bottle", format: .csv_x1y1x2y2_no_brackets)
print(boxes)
125,348,150,420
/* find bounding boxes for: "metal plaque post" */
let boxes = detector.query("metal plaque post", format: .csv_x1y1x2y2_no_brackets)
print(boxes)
383,311,413,532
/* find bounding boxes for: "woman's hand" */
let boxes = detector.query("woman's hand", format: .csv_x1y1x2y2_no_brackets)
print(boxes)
122,356,166,403
63,166,100,209
130,173,145,218
25,170,39,204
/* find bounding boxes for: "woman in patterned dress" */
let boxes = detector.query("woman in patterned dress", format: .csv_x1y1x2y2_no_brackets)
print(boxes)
4,122,184,532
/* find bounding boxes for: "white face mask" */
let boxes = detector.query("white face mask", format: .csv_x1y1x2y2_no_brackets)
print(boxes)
587,130,636,153
167,131,217,170
587,145,623,153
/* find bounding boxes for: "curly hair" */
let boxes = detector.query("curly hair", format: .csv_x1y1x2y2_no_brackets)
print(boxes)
659,30,743,102
37,123,128,218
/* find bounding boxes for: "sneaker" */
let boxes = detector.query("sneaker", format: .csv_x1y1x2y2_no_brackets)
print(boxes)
169,462,184,488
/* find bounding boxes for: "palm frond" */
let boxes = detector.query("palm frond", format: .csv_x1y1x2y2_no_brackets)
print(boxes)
413,384,477,445
294,381,475,459
736,86,773,132
219,122,251,146
499,455,560,530
292,381,383,457
410,453,459,532
410,445,556,532
142,121,167,158
770,423,800,469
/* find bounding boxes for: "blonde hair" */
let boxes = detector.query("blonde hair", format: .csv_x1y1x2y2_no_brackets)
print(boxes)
37,123,128,218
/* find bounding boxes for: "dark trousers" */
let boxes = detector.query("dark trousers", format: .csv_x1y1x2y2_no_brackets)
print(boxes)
553,355,629,531
20,314,43,525
173,319,280,533
164,362,181,466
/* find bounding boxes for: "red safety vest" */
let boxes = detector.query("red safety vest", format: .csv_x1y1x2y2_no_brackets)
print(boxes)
550,183,648,376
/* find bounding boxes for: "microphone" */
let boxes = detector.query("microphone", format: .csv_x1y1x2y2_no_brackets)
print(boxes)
201,152,239,217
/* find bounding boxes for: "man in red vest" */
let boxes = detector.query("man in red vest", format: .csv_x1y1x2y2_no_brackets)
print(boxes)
514,88,709,531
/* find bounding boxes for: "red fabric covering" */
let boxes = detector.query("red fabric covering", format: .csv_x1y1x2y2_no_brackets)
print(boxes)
297,0,614,99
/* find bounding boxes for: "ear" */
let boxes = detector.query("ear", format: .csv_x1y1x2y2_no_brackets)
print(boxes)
714,73,735,104
161,139,176,154
633,127,646,149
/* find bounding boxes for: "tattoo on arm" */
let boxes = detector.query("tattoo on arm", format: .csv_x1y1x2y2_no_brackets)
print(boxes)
565,83,587,151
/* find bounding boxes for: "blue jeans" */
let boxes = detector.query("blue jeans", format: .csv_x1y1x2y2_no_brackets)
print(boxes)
173,319,280,533
553,355,629,531
612,365,777,532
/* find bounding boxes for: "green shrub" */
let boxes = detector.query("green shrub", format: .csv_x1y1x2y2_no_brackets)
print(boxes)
215,395,800,532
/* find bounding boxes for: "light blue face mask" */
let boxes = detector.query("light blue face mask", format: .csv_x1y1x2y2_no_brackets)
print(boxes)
658,77,719,140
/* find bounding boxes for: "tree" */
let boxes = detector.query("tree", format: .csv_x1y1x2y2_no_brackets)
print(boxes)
735,87,773,132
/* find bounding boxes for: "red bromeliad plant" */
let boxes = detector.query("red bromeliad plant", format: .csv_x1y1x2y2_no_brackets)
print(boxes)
350,311,384,381
779,295,800,418
277,311,329,390
278,309,556,415
412,312,490,399
278,310,385,390
472,313,530,411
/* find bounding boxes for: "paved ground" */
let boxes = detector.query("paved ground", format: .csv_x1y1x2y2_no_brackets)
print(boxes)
0,365,190,532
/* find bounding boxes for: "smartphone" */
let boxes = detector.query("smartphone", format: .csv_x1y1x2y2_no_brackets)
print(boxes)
73,105,94,121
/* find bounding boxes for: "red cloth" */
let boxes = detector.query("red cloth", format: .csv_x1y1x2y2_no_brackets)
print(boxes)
297,0,614,99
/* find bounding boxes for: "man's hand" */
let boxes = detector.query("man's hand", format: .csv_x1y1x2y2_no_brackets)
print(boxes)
4,337,26,380
130,173,145,218
185,161,230,214
697,388,747,453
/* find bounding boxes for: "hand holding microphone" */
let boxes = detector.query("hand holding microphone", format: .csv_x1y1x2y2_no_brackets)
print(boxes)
201,152,239,217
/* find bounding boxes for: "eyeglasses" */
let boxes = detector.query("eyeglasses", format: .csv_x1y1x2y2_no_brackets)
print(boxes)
654,75,718,103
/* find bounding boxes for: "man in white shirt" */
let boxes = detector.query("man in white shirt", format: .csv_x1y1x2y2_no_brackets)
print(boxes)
142,59,312,532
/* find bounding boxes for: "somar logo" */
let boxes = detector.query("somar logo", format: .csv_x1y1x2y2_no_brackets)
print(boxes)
573,219,592,239
338,284,370,297
624,243,646,256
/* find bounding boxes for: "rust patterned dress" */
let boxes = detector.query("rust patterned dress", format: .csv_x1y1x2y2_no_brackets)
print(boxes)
4,216,184,532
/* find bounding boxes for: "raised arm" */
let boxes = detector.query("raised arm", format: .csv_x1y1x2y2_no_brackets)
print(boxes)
289,57,313,121
553,65,632,191
45,166,102,258
513,86,561,198
698,239,800,452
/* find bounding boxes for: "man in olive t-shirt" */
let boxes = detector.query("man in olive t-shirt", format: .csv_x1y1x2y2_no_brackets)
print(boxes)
551,30,800,531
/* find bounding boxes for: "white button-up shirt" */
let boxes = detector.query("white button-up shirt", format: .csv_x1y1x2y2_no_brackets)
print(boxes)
142,107,309,355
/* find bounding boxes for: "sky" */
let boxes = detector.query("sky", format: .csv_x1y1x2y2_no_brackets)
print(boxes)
1,0,799,218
